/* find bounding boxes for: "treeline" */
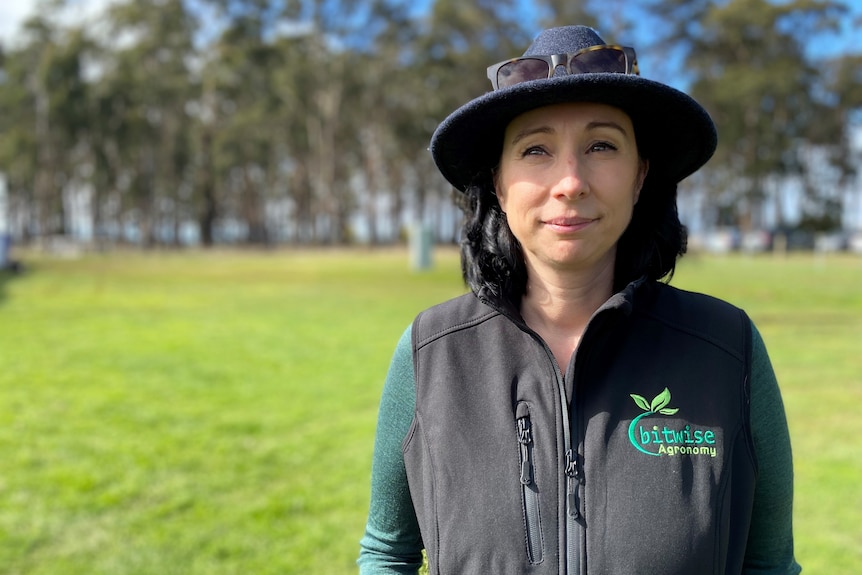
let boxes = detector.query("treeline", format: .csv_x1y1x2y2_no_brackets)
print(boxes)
0,0,859,247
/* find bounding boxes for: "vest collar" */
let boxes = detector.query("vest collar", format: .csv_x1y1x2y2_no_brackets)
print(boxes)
477,276,649,325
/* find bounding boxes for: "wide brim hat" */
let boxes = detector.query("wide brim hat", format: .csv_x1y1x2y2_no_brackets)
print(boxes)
430,25,717,192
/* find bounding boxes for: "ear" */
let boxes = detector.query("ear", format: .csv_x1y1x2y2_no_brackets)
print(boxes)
634,159,649,204
493,169,508,213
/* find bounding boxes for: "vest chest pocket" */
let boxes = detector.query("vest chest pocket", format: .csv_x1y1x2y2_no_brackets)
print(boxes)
516,402,544,564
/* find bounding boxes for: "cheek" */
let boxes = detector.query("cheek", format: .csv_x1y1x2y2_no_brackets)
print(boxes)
495,173,530,217
606,169,643,208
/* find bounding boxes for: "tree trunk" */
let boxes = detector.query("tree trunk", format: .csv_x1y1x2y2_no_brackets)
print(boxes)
198,129,217,246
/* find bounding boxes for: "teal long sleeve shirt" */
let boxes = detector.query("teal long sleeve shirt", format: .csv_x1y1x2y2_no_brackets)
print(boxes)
358,321,800,574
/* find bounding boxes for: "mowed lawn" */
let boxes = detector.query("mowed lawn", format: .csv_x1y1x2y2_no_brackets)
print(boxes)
0,248,859,574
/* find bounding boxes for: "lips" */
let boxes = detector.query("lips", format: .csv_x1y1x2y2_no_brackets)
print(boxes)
541,216,598,235
544,216,595,226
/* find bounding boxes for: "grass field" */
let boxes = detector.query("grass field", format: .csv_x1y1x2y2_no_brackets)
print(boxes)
0,248,859,574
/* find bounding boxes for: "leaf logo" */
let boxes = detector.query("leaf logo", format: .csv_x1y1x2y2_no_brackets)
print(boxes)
631,387,679,417
627,388,679,456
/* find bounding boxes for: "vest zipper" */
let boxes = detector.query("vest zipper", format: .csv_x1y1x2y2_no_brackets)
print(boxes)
547,350,578,575
516,403,543,564
567,312,614,575
565,450,579,518
485,299,582,573
565,449,581,575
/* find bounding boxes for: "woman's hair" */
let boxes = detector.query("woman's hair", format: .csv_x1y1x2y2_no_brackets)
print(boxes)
456,167,688,303
456,179,528,302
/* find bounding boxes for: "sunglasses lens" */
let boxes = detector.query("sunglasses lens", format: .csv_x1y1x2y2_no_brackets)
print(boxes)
496,58,551,89
491,47,634,90
570,47,627,74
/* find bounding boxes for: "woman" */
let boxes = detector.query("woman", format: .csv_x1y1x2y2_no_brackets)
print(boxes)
359,25,800,575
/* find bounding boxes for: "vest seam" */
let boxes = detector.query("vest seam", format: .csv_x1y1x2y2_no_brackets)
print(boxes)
409,413,442,575
414,308,500,350
739,314,758,473
408,320,441,573
713,421,744,574
401,413,418,453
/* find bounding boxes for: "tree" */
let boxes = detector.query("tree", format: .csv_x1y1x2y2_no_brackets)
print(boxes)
7,0,854,246
0,6,93,240
647,0,851,231
90,0,199,245
202,13,282,244
814,49,862,230
407,0,527,241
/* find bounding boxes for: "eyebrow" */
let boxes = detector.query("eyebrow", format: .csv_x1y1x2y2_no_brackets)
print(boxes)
509,120,630,147
509,126,555,146
586,120,630,136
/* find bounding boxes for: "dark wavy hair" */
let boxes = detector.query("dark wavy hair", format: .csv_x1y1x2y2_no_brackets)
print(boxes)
455,167,688,304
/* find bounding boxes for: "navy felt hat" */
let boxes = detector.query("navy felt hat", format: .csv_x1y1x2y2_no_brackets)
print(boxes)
430,25,717,192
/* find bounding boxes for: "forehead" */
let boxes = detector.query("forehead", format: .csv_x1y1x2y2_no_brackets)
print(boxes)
504,101,635,138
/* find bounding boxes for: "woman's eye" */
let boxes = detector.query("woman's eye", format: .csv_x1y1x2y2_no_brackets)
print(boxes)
589,141,618,152
522,145,547,156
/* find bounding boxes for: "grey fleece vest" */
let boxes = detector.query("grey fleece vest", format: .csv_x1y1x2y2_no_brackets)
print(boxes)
404,281,756,575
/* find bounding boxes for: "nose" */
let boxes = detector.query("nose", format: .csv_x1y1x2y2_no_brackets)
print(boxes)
550,155,589,200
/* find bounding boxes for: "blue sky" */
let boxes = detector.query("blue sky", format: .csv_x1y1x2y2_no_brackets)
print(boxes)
0,0,111,47
3,0,860,53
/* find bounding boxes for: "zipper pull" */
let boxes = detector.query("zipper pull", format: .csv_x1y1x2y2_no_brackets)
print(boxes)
565,449,584,519
517,417,533,485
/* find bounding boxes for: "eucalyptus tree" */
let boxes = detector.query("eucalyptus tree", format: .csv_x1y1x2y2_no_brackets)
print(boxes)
265,28,319,243
0,29,40,240
195,0,363,244
195,0,538,245
808,50,862,231
91,0,199,245
408,0,528,240
646,0,851,231
200,12,284,244
341,1,421,244
282,0,356,244
0,12,91,239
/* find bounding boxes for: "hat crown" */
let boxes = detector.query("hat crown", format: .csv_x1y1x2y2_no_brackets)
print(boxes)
431,25,717,191
522,26,607,57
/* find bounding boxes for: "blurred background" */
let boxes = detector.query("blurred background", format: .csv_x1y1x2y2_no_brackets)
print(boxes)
0,0,860,258
0,1,860,574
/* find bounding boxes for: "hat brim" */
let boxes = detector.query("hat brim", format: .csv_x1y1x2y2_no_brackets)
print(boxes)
430,72,717,192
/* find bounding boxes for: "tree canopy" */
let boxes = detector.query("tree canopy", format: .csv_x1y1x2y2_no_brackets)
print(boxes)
0,0,859,246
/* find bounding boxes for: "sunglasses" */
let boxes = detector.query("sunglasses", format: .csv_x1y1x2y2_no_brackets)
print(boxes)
486,45,639,90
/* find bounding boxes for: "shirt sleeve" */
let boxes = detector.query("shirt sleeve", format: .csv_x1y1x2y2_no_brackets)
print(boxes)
743,321,802,574
357,325,424,574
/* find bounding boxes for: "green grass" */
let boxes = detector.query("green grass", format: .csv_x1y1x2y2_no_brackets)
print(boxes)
0,248,859,573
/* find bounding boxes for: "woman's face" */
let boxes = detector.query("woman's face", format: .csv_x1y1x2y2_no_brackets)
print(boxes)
496,101,648,277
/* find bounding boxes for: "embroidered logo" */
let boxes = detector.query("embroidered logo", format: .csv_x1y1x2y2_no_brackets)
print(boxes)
627,388,718,458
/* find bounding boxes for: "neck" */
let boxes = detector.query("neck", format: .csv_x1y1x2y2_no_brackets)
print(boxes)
519,258,615,368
